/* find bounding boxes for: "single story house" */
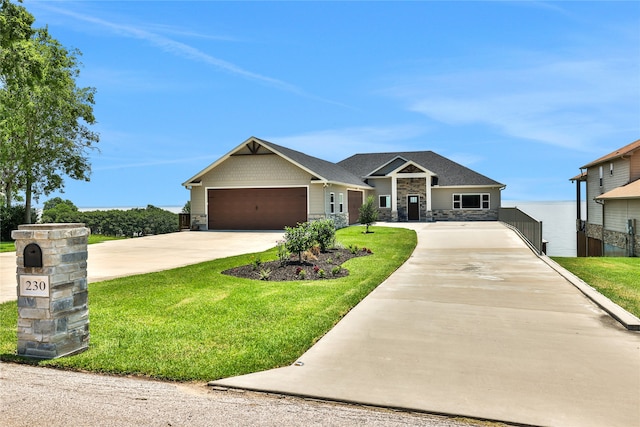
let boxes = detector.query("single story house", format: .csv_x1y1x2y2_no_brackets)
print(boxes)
182,136,505,230
571,138,640,256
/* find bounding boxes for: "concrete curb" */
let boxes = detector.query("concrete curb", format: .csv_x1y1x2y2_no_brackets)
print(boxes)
541,256,640,331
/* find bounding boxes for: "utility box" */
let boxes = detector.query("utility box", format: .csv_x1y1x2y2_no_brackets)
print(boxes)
11,224,90,359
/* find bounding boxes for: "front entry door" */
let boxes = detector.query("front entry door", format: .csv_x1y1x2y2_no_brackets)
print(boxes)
408,195,420,221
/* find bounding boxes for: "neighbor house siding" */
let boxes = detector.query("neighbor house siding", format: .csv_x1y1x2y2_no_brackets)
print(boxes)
601,199,640,256
607,158,631,190
604,199,640,233
630,152,640,182
586,159,630,226
586,167,604,225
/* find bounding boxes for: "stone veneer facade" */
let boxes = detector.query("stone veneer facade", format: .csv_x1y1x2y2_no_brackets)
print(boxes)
308,212,349,229
586,222,639,256
11,224,90,359
431,209,499,221
396,178,427,221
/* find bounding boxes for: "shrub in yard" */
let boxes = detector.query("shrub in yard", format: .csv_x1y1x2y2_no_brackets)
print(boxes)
310,218,336,252
331,266,342,276
284,222,314,263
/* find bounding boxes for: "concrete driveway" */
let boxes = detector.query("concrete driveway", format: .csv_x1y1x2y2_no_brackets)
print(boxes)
211,222,640,427
0,231,283,304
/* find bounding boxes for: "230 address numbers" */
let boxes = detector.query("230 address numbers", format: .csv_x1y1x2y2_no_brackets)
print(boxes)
19,275,49,297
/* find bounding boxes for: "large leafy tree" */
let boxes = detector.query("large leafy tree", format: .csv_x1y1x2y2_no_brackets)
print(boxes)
0,0,99,223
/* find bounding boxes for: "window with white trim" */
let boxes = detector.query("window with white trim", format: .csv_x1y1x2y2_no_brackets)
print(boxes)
379,195,391,208
599,166,603,186
330,192,335,214
339,193,344,213
453,193,490,209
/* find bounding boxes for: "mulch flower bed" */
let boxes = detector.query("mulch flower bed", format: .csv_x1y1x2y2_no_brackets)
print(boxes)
222,247,373,281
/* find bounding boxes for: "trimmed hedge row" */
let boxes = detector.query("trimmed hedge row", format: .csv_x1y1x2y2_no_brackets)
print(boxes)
40,198,179,237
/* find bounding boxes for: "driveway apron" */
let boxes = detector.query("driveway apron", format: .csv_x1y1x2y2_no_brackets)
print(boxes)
211,222,640,427
0,231,282,304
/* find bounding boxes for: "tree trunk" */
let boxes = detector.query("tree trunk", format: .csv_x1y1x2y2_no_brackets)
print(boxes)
4,183,12,208
24,176,32,224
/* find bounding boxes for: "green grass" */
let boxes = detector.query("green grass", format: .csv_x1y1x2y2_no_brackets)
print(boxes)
0,226,416,381
87,234,127,245
0,234,125,252
552,257,640,318
0,241,15,252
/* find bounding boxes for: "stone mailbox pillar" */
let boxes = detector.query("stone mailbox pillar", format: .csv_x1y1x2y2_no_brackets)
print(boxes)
11,223,90,359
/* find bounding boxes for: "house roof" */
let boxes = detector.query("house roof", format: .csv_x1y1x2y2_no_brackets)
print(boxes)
182,136,372,189
596,179,640,200
184,137,504,190
581,139,640,169
252,138,371,189
570,171,587,182
338,151,505,187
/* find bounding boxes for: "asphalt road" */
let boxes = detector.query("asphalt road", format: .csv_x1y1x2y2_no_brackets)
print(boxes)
0,363,491,427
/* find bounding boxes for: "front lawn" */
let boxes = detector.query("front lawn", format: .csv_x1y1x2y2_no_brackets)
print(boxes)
552,257,640,318
0,226,417,381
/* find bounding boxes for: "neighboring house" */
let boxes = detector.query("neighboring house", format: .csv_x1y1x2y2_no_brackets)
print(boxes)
572,139,640,256
182,136,505,230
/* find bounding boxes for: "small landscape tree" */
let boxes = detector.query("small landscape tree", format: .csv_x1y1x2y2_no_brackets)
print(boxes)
358,195,378,233
284,222,314,263
310,218,335,252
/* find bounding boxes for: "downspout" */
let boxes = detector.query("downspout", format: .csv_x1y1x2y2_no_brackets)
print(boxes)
323,183,329,219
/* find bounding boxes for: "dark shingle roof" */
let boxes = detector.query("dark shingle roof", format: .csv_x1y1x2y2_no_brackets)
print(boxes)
338,151,504,187
255,138,371,188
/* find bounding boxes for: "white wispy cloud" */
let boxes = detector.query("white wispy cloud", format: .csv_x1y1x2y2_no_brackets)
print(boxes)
43,6,298,90
384,50,639,152
94,155,219,171
36,3,346,105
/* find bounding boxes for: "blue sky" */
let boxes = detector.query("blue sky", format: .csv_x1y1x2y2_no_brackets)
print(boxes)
25,1,639,208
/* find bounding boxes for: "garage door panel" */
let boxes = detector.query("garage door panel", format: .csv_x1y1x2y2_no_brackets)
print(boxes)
208,188,307,230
